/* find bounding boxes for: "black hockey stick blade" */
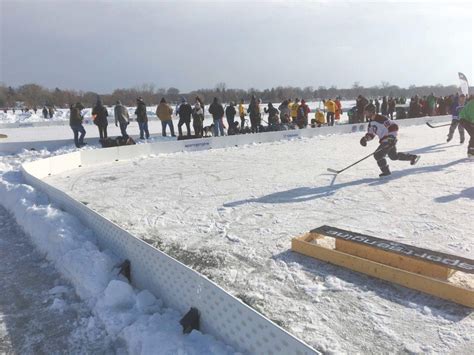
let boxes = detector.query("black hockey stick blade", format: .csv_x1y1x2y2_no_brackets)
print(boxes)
426,122,450,128
327,168,340,174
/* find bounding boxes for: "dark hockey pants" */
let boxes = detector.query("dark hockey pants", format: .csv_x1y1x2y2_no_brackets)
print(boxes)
448,119,465,141
460,119,474,153
374,142,415,172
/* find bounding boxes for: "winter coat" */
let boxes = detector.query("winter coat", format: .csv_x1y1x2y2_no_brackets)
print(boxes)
315,111,325,124
459,100,474,124
208,101,224,120
69,103,84,126
92,104,109,126
278,102,290,121
247,99,260,120
177,103,193,122
156,102,173,121
135,101,148,123
225,105,236,121
238,103,246,117
324,100,336,113
114,104,129,125
290,102,299,118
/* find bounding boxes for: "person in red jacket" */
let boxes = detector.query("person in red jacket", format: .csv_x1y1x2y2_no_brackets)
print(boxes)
360,104,420,177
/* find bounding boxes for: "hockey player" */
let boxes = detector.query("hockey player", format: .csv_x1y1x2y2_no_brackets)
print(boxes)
459,97,474,158
360,104,420,177
447,94,465,143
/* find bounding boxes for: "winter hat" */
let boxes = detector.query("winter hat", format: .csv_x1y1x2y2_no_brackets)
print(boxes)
160,97,166,103
181,96,186,103
116,100,121,105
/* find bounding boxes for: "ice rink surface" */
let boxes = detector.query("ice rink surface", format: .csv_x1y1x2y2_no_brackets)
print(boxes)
46,124,474,353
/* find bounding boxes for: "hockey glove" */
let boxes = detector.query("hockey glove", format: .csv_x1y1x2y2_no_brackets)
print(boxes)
360,136,367,147
383,136,397,147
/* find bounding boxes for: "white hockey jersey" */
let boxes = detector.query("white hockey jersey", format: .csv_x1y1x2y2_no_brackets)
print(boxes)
365,114,399,142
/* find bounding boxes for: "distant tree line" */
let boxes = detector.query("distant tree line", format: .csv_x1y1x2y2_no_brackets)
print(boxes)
0,82,470,108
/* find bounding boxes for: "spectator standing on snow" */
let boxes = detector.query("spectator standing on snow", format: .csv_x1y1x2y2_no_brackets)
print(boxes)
135,97,149,139
247,95,261,133
264,102,279,126
356,95,368,123
360,104,419,177
42,106,48,119
92,98,109,141
48,105,55,118
177,97,192,137
335,97,342,122
381,96,388,116
278,100,291,124
192,100,204,137
225,101,237,128
459,97,474,158
208,97,225,136
295,99,310,128
324,98,336,126
69,102,86,148
290,98,300,122
375,98,380,114
156,97,175,137
388,97,396,119
427,93,437,116
238,99,246,130
114,100,130,139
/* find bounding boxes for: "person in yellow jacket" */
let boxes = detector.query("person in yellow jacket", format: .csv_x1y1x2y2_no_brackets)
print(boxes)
290,98,300,122
315,109,325,127
335,97,342,121
324,99,336,126
156,97,175,137
238,99,246,130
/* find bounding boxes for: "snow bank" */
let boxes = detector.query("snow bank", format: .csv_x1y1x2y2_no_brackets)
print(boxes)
0,149,236,354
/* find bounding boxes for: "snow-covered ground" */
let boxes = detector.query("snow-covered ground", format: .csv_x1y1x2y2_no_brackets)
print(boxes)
41,124,474,353
0,149,236,354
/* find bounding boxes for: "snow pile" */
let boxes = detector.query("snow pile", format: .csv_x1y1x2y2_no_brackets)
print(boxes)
0,149,236,354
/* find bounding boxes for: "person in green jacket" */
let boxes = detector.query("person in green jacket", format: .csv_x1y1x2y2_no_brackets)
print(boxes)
459,97,474,158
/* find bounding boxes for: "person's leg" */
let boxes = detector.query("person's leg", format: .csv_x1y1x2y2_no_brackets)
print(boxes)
103,125,108,139
138,122,145,139
78,125,86,145
213,119,219,136
219,119,225,136
447,120,458,142
374,145,390,175
144,122,150,139
460,119,474,155
387,144,418,164
161,121,167,136
169,120,175,137
98,126,104,140
178,118,184,136
186,121,191,136
71,126,80,147
458,122,465,143
120,123,128,139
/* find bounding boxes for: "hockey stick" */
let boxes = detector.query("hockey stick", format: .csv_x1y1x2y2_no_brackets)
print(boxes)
0,133,7,139
426,122,450,128
327,146,385,174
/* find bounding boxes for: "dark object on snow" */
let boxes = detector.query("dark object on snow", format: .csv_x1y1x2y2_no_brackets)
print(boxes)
118,259,131,283
100,136,136,148
180,307,200,334
177,134,203,140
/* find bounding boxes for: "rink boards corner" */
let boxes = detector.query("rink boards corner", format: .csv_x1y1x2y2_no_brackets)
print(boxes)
292,225,474,308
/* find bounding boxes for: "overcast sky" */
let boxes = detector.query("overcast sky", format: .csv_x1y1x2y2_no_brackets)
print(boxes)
1,0,472,93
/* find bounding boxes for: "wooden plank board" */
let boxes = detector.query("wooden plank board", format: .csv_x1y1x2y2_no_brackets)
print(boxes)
335,239,455,280
291,235,474,308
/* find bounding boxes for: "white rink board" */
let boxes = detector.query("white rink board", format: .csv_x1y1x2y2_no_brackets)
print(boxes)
19,115,447,354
